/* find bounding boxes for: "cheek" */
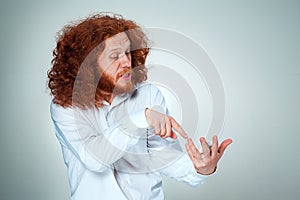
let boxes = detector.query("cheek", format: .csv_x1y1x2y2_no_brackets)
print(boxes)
104,61,119,77
97,55,116,73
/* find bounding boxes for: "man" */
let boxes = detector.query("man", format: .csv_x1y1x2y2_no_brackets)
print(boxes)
48,13,232,200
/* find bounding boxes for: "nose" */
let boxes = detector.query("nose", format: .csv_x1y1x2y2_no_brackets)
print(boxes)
118,52,131,68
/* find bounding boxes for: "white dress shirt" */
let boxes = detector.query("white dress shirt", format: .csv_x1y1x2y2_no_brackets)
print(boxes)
50,82,208,200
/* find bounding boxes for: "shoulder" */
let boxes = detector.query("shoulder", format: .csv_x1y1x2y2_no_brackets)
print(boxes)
135,81,163,96
50,101,75,121
50,101,89,122
50,101,98,122
132,82,166,109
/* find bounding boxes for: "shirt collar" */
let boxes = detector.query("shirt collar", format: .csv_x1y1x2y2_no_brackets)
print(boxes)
102,84,139,108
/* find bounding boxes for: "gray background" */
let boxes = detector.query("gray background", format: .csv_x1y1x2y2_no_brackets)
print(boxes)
0,0,299,199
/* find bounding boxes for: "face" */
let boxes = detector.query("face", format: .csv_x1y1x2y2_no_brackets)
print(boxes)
97,32,134,95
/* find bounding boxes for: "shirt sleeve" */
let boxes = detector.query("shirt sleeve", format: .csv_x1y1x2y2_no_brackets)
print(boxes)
129,109,149,128
50,102,141,173
159,151,208,187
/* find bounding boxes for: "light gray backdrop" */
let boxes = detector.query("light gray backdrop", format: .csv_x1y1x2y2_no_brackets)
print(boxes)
0,0,299,199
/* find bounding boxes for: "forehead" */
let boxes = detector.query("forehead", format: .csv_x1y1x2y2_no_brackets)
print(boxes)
104,32,130,51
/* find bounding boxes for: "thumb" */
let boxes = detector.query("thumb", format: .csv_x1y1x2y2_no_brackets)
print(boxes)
218,139,233,155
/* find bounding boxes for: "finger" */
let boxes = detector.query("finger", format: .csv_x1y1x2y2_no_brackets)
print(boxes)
186,141,205,172
170,117,188,139
154,124,161,135
164,117,172,138
187,139,197,157
218,139,233,156
211,135,219,159
160,124,166,138
200,137,211,156
185,143,193,160
170,131,177,139
188,138,201,159
185,143,200,164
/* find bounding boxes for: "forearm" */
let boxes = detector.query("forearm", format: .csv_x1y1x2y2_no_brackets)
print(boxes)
160,152,209,187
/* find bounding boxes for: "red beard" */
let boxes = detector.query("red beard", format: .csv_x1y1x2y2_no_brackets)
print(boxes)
98,68,135,95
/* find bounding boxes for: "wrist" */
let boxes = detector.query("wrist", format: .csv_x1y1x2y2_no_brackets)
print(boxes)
145,108,151,125
197,165,217,175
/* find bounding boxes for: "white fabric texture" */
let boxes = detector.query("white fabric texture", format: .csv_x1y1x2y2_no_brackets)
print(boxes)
50,82,208,200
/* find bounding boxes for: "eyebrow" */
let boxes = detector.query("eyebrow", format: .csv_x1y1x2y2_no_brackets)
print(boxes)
106,40,131,53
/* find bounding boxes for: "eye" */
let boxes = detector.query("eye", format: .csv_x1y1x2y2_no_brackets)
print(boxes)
110,53,118,59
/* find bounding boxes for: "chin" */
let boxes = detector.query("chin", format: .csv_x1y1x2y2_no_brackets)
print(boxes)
113,82,135,95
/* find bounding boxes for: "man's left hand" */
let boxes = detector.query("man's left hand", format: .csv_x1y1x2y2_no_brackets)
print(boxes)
185,135,232,175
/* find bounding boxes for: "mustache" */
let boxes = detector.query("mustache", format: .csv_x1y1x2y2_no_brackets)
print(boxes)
116,68,132,79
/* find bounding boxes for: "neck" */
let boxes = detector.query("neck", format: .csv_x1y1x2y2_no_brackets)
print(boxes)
100,90,115,104
105,95,115,104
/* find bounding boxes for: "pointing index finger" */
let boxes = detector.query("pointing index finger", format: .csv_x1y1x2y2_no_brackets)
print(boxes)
170,117,188,139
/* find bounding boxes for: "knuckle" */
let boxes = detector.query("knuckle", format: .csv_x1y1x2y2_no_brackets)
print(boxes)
164,116,169,121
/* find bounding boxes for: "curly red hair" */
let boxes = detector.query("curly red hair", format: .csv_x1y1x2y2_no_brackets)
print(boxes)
47,13,149,108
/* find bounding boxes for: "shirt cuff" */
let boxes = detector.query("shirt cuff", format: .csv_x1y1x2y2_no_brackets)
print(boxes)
182,153,210,186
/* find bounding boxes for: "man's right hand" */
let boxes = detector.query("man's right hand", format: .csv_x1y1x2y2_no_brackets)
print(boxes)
145,108,188,139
